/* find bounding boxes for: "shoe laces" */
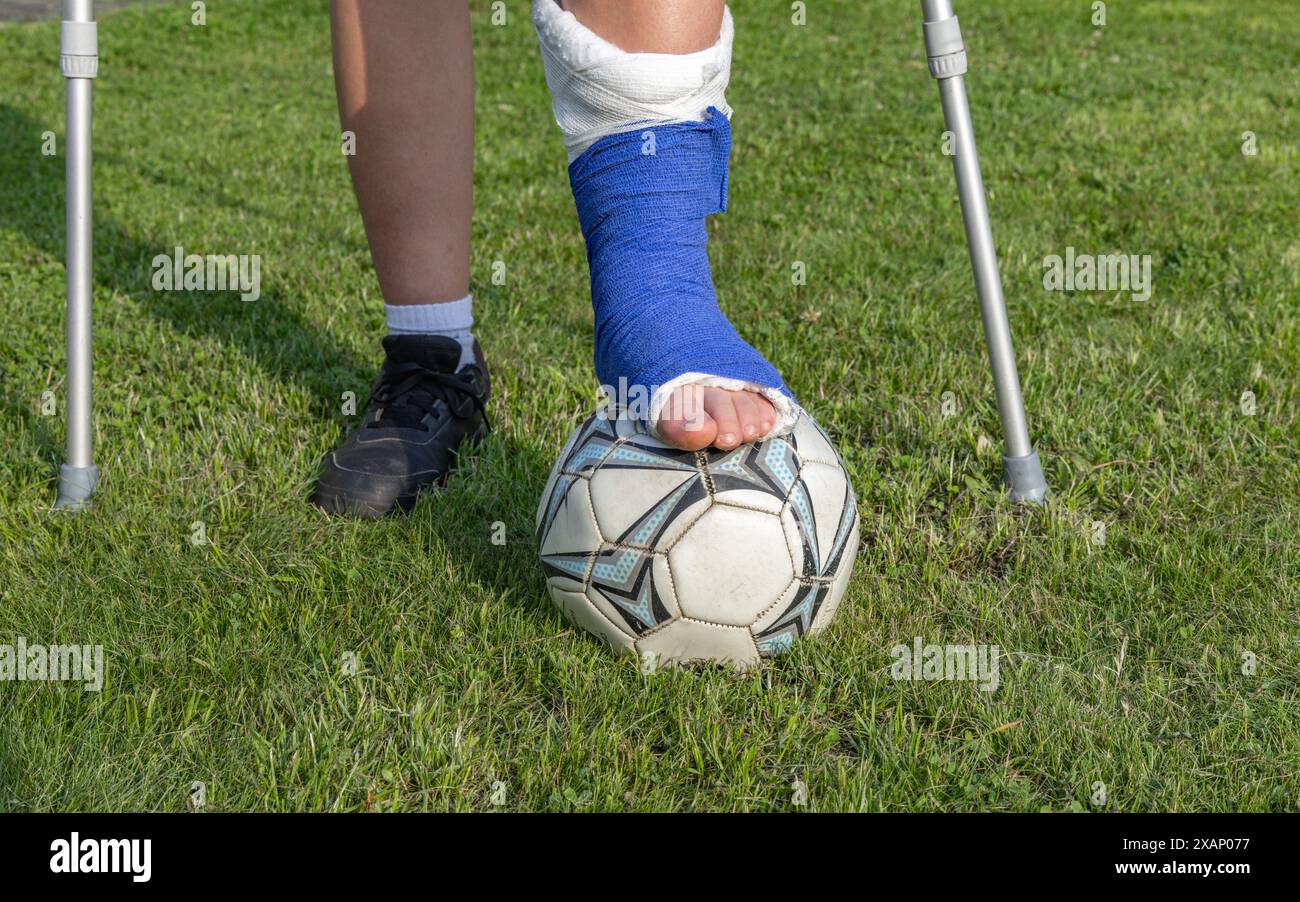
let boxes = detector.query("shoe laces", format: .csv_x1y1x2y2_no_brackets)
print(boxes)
367,360,489,432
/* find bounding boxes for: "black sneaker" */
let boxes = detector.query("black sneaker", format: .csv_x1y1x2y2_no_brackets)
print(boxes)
311,334,491,518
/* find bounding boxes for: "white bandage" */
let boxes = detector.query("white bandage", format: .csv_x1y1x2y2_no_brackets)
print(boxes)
532,0,734,163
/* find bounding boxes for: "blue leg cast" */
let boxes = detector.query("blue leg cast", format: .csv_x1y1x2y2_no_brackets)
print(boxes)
568,109,800,436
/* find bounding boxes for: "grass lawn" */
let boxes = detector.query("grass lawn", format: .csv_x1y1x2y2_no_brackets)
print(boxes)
0,0,1296,812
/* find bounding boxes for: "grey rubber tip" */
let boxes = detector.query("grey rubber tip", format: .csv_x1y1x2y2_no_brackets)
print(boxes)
1002,450,1047,505
55,463,99,511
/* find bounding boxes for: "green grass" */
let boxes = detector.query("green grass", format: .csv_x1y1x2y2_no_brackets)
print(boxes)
1,0,1297,812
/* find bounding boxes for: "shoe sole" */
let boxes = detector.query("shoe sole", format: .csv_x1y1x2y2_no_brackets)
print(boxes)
310,421,489,519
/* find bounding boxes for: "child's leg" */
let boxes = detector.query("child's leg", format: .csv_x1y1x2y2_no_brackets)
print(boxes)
315,2,490,518
535,1,799,452
330,0,473,308
561,0,727,54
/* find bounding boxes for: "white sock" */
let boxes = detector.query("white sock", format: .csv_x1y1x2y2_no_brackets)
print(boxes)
385,294,475,369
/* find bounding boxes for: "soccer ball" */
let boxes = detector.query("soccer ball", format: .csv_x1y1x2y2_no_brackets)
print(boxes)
535,407,860,668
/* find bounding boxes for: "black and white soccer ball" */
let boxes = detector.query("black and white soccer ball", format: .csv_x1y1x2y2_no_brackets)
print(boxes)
536,408,860,668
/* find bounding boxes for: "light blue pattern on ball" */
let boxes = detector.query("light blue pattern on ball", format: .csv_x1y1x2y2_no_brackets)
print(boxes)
788,482,819,569
566,442,610,472
631,480,693,546
605,445,695,470
764,438,797,492
592,548,636,584
548,556,588,578
756,632,795,655
613,579,655,629
541,473,575,532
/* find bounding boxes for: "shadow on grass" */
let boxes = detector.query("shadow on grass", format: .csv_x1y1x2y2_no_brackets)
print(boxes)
0,103,374,410
0,101,554,609
417,432,557,617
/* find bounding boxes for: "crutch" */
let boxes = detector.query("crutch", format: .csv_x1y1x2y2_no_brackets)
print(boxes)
920,0,1047,503
55,0,99,510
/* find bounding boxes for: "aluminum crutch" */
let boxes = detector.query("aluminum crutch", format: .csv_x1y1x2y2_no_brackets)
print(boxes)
921,0,1047,503
56,0,99,510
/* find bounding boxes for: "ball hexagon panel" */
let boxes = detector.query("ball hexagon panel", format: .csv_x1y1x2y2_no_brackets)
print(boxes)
536,419,587,533
538,476,603,587
811,518,860,635
794,460,851,570
790,412,840,466
667,505,794,626
586,545,679,635
550,587,636,656
561,412,621,476
636,618,760,669
588,456,707,550
705,435,802,516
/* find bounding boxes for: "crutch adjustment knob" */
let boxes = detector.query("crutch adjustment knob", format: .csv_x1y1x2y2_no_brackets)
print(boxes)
60,20,98,79
923,15,967,79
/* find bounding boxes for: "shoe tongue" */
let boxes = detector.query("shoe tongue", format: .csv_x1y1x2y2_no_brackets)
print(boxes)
382,334,462,373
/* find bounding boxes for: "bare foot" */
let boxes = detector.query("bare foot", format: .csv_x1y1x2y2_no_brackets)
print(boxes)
656,384,777,451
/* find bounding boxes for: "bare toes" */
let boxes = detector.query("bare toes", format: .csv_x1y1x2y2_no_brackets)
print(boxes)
731,391,776,441
656,385,715,451
703,389,743,450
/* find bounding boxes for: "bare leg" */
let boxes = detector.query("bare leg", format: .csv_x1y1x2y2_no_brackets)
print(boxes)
561,0,726,53
561,0,777,451
313,2,486,519
330,0,473,306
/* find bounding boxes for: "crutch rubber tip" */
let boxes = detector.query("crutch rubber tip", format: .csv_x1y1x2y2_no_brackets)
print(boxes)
55,464,99,511
1002,450,1047,505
